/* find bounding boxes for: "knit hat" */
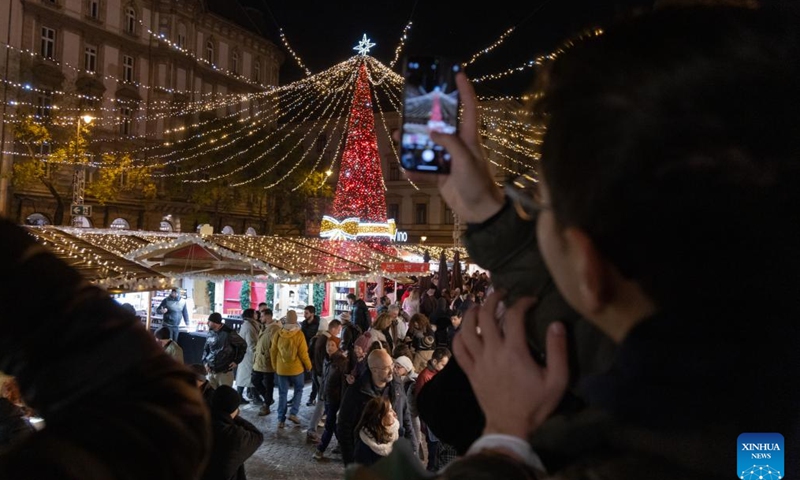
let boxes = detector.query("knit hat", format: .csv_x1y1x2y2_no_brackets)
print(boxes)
393,355,414,374
208,312,223,324
211,385,240,414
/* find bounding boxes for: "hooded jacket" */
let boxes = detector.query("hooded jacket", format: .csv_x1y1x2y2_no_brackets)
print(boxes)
253,321,281,373
269,324,312,376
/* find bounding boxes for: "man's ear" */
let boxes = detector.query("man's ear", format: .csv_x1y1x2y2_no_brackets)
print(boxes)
563,227,612,316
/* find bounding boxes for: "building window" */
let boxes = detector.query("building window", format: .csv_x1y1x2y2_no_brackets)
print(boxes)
176,23,186,48
36,91,53,119
84,45,97,73
254,59,260,82
122,55,134,82
110,218,130,229
120,106,132,135
125,7,136,34
444,204,455,224
88,0,99,18
231,51,238,74
40,27,56,59
387,203,399,221
316,133,326,153
389,163,400,181
415,203,427,225
205,40,214,63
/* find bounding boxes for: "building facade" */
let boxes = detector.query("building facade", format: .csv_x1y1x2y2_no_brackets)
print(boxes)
0,0,284,232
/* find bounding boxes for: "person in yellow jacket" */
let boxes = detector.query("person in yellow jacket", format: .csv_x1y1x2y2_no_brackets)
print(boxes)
252,308,281,416
270,310,312,429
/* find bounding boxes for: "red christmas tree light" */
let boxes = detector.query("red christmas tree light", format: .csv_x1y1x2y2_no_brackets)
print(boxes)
321,59,394,242
331,61,387,221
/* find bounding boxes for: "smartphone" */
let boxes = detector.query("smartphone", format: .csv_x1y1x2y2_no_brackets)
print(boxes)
400,55,461,174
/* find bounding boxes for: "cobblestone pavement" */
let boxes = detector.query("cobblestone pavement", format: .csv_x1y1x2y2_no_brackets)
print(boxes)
239,383,346,480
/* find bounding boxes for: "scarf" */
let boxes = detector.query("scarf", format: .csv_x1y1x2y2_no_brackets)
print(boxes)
358,416,400,457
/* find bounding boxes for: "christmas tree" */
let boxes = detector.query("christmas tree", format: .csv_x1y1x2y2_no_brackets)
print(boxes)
321,57,393,242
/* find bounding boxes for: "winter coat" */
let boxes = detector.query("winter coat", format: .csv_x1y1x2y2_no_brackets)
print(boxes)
300,315,321,347
0,219,210,480
351,299,371,334
341,321,362,353
0,398,34,449
158,296,189,327
235,317,260,388
416,203,617,455
269,324,312,376
200,411,264,480
310,331,332,374
336,370,416,466
203,325,247,374
253,322,281,373
354,417,400,467
320,350,348,404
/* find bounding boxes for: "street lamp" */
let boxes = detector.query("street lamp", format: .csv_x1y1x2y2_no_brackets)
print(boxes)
71,114,93,227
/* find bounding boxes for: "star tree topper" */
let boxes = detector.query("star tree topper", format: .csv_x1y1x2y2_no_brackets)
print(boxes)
353,34,376,56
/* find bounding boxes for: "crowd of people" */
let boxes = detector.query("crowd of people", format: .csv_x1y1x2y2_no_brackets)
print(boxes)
1,2,798,480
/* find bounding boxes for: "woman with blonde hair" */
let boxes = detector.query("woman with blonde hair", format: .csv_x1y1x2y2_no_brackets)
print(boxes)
353,396,400,466
402,288,420,317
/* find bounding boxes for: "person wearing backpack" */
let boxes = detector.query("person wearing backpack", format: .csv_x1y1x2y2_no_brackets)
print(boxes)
270,310,312,429
202,312,248,389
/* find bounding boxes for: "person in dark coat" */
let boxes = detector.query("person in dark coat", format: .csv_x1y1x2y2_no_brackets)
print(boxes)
0,219,210,480
336,349,415,467
0,397,34,450
201,385,264,480
347,294,371,334
313,337,349,460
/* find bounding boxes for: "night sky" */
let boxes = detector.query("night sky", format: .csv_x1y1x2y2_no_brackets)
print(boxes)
245,0,656,96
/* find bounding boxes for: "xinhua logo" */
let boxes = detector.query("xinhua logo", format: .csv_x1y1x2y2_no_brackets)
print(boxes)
738,433,784,479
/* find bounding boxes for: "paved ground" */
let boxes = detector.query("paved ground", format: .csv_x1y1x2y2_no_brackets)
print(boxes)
239,383,347,480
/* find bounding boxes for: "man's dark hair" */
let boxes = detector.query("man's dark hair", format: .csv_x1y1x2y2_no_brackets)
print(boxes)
439,450,539,480
392,343,413,360
431,347,451,364
533,4,800,317
258,302,268,308
154,326,171,340
304,305,316,315
260,307,272,316
188,363,207,382
346,293,357,301
170,288,179,294
242,308,256,319
327,319,342,330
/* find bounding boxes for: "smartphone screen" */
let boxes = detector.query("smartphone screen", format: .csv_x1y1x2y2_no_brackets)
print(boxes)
400,55,461,174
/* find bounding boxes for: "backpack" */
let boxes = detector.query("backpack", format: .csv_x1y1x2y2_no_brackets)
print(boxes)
277,333,299,365
229,330,247,364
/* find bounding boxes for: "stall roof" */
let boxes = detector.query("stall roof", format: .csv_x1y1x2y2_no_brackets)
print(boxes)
31,227,452,283
24,226,176,293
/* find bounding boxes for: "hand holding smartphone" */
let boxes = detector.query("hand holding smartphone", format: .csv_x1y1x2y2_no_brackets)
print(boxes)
400,55,461,174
